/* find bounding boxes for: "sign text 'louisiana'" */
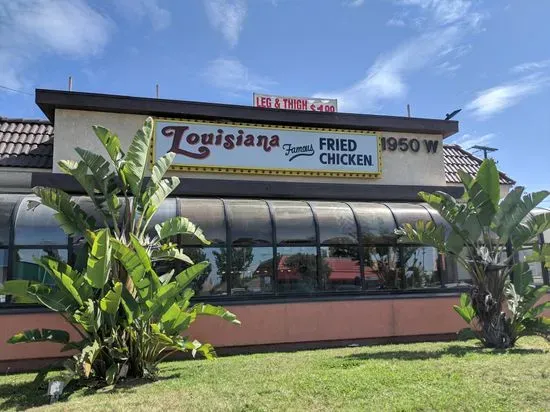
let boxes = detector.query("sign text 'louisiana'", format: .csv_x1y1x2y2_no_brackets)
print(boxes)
153,119,381,177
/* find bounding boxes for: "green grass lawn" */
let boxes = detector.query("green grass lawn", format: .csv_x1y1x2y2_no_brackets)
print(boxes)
1,337,549,411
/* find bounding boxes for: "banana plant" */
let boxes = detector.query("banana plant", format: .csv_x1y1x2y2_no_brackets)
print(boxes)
0,118,240,385
397,159,550,348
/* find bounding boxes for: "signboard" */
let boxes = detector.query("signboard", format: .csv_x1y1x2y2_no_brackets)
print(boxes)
152,119,381,178
253,93,338,112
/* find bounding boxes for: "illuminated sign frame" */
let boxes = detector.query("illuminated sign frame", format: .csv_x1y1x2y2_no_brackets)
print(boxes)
150,118,382,178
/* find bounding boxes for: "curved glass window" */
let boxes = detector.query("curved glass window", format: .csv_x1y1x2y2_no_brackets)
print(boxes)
147,197,177,237
0,194,22,246
364,246,399,290
226,199,272,246
13,248,68,286
14,196,67,246
269,201,316,246
349,203,396,244
183,247,228,296
309,202,358,245
320,245,361,291
180,198,226,245
230,246,274,294
402,246,441,289
385,203,433,244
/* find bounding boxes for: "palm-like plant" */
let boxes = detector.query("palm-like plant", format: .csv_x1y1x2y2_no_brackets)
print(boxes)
0,117,240,385
398,159,550,348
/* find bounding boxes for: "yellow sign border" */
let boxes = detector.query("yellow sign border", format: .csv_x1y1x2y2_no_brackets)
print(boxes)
150,117,383,179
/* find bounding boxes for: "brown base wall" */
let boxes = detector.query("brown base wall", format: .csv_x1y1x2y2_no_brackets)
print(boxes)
0,296,468,372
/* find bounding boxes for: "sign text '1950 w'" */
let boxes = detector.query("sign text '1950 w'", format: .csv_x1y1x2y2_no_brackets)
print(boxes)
380,137,439,154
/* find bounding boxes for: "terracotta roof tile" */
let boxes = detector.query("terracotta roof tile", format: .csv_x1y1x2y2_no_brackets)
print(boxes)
0,117,53,168
0,118,517,185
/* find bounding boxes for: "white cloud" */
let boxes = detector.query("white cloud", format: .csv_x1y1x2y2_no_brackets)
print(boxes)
435,61,461,74
0,0,112,92
345,0,365,6
395,0,485,28
510,59,550,74
204,0,247,47
203,57,276,93
112,0,171,30
466,74,550,119
450,132,496,149
387,17,407,27
315,26,461,112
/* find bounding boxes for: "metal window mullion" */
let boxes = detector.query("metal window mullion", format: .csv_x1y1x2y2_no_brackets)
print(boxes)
266,201,278,295
420,204,445,288
306,201,323,291
539,233,549,285
221,199,232,296
344,202,365,291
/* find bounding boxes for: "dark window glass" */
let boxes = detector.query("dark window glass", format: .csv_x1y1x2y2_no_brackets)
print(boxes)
349,203,397,244
270,201,316,246
310,202,358,245
0,249,8,303
364,246,399,290
226,200,272,246
0,194,21,246
230,247,273,295
15,196,67,246
385,203,432,244
13,248,68,286
443,251,472,287
182,247,228,296
320,246,361,291
276,246,319,293
179,198,226,245
518,247,544,286
401,246,441,289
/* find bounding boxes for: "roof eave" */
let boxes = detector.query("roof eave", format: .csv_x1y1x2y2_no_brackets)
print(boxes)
35,89,459,138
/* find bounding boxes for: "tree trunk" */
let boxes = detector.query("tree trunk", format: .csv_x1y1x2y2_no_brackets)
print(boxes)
470,286,513,349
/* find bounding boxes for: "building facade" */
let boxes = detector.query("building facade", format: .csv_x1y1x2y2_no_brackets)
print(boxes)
0,89,547,371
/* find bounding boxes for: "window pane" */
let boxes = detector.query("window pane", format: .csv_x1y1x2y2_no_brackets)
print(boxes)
231,247,273,294
310,202,358,245
364,246,399,290
226,200,272,246
13,248,68,286
276,246,319,293
0,194,22,246
179,198,226,245
0,249,8,303
402,246,441,289
15,196,67,246
321,246,361,291
518,248,544,286
270,201,316,246
444,251,472,287
183,247,228,296
385,203,433,244
349,203,397,244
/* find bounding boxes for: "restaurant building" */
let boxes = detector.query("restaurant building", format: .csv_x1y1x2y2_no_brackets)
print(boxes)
0,89,547,371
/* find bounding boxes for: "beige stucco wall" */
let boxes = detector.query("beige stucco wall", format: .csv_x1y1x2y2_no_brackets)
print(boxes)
53,109,446,186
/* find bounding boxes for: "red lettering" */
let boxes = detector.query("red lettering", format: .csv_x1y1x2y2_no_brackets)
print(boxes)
161,126,210,159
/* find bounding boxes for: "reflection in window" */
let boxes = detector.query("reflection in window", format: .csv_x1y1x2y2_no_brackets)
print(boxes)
320,246,361,291
230,247,273,295
15,197,67,246
518,247,544,286
0,249,8,302
13,249,68,286
183,247,228,296
402,246,440,289
364,246,399,290
276,246,319,293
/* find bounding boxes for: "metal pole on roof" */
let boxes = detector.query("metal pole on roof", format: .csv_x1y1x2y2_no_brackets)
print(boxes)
407,104,411,117
156,84,159,98
68,76,73,92
470,145,498,159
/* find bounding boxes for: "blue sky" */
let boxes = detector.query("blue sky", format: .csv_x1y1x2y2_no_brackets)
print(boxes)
0,0,549,204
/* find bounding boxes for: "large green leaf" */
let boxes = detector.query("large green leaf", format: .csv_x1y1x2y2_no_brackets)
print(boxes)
151,152,175,185
92,125,123,164
175,261,210,290
36,256,84,306
74,299,101,333
31,187,95,240
155,216,210,245
129,234,161,291
122,117,153,198
453,293,476,324
100,282,123,314
85,229,111,288
190,303,241,324
80,340,101,378
8,329,70,345
473,159,500,208
0,280,42,303
151,244,194,266
160,302,193,334
142,176,180,222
